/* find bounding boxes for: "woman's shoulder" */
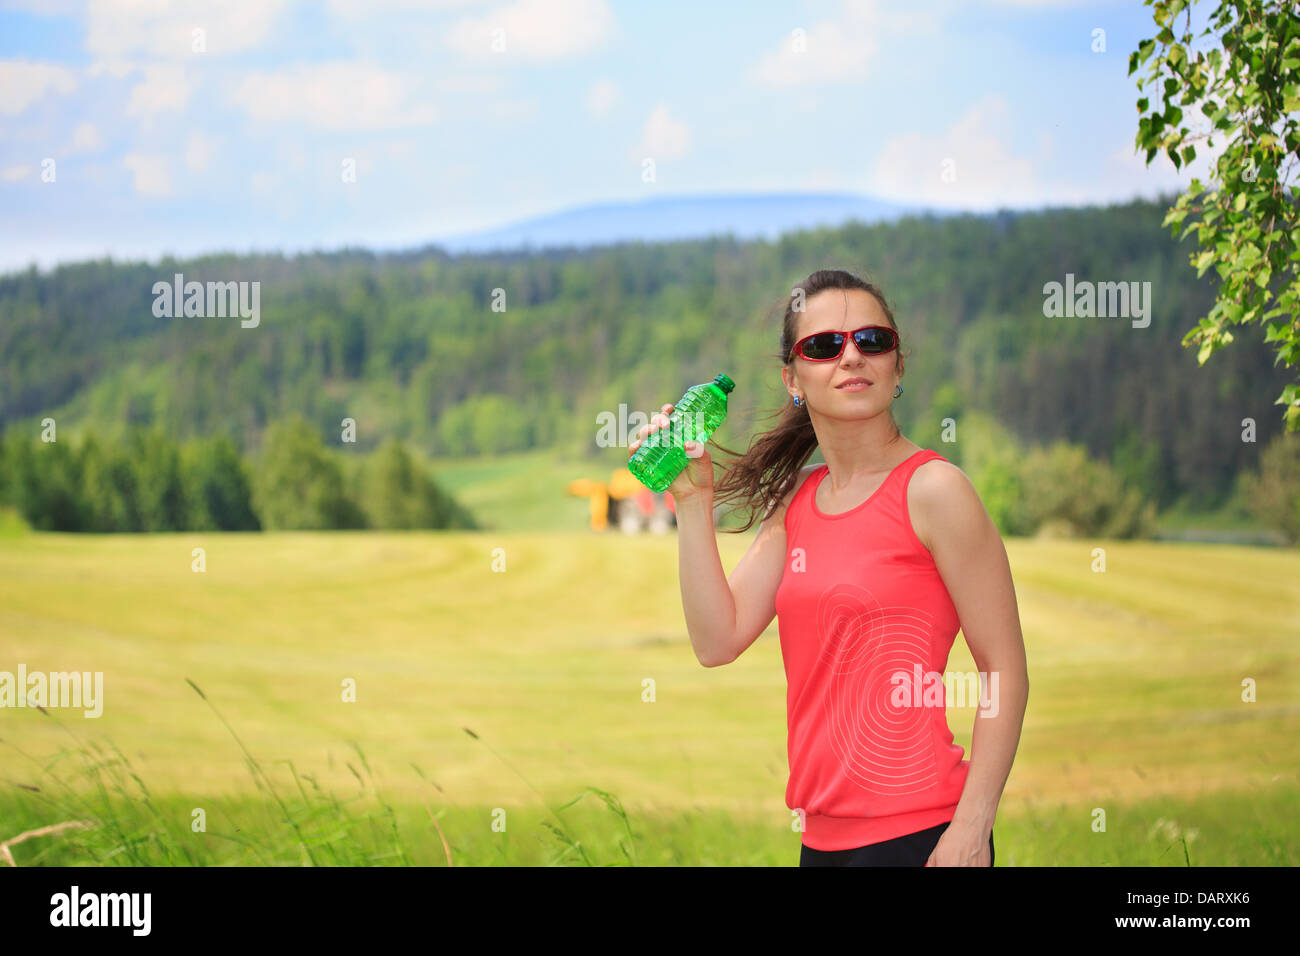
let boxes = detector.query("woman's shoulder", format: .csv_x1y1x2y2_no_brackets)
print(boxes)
907,456,986,550
909,453,968,489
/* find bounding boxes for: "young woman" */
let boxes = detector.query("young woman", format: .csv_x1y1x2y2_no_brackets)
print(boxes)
628,269,1029,867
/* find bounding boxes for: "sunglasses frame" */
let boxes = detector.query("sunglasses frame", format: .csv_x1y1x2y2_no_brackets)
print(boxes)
787,325,900,363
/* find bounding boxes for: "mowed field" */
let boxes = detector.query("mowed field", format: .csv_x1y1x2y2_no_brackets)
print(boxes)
2,520,1297,865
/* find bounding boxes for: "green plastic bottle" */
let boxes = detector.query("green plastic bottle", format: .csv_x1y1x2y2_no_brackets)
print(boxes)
628,374,735,493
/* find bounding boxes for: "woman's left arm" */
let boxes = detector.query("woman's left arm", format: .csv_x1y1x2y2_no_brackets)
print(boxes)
907,460,1030,867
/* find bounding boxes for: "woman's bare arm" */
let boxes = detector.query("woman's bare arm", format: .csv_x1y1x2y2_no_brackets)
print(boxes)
908,460,1030,841
677,464,820,667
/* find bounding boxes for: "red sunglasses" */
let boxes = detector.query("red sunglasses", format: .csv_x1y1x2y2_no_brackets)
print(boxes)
788,325,899,362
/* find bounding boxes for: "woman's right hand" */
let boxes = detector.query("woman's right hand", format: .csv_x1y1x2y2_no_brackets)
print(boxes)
628,402,715,502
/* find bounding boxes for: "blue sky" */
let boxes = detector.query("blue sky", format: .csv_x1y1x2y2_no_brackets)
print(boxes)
0,0,1214,272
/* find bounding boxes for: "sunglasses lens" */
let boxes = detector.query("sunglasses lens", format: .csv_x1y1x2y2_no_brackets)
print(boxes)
801,332,844,360
854,328,896,353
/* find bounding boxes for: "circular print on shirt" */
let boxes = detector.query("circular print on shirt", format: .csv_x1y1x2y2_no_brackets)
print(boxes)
815,581,940,796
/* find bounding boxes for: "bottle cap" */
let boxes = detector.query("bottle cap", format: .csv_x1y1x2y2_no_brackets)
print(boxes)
714,374,735,394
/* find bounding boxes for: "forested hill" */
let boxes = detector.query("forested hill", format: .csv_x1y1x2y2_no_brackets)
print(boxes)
0,196,1290,509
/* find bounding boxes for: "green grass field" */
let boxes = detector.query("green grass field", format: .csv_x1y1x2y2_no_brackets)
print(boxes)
2,500,1297,865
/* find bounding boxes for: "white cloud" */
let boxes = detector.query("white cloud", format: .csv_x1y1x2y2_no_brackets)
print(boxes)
586,79,618,118
69,122,103,153
1088,134,1233,203
86,59,135,79
185,130,218,173
250,169,276,198
982,0,1090,6
327,0,487,18
1,165,32,182
749,0,952,88
486,96,541,123
747,0,947,90
749,20,877,88
126,64,192,116
0,59,78,115
85,0,289,60
639,105,690,161
803,167,837,189
445,0,614,62
280,140,306,173
870,95,1046,208
231,62,437,130
122,152,173,196
435,73,505,94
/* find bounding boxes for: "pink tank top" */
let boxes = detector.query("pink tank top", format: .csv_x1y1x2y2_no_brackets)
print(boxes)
774,449,970,851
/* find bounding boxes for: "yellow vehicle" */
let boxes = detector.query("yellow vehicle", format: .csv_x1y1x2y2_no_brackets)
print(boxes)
566,469,677,533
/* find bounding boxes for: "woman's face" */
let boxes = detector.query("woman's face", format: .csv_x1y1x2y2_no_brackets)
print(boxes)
784,288,901,414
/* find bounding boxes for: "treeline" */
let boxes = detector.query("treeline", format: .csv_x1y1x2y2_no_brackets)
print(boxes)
938,410,1158,539
1,196,1294,512
934,410,1298,542
0,419,477,532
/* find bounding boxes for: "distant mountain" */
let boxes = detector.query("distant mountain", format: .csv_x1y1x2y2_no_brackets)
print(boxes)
428,192,938,252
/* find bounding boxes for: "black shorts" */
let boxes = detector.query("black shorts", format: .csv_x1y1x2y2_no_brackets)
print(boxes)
799,821,994,867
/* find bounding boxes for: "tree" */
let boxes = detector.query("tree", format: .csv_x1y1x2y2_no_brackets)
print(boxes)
7,434,89,531
183,435,261,530
252,417,364,530
129,428,187,531
1131,0,1300,430
1016,441,1159,539
362,437,477,529
1239,430,1300,541
81,435,142,532
364,438,435,528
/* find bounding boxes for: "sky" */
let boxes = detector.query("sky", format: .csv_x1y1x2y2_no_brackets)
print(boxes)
0,0,1218,273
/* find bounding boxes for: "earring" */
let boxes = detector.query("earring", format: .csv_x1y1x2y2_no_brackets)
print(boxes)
793,395,802,406
893,385,903,398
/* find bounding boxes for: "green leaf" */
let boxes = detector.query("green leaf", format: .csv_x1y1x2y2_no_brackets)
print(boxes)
1233,192,1248,212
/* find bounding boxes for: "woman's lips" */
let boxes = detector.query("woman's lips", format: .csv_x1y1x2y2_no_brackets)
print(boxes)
837,381,872,390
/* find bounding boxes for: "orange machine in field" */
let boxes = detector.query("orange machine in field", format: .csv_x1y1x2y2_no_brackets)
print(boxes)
566,469,677,533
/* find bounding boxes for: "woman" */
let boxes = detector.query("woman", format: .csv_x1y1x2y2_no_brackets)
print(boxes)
628,269,1029,867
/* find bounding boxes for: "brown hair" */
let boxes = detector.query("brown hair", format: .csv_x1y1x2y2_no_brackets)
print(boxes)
709,269,905,534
